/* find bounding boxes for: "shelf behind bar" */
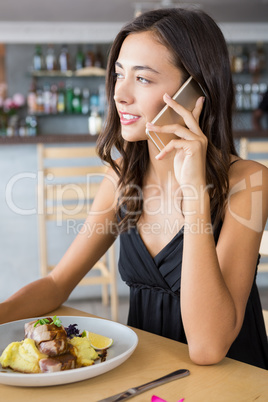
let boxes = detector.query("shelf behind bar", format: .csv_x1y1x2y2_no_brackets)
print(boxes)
0,134,98,145
0,130,267,145
28,67,106,78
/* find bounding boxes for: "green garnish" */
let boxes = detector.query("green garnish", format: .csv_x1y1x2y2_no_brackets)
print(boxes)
52,315,62,327
34,316,62,328
34,318,50,327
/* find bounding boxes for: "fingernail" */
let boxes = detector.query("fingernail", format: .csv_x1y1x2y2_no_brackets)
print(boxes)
164,93,171,99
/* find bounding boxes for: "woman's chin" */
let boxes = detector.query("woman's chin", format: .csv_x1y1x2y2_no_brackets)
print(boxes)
121,130,147,142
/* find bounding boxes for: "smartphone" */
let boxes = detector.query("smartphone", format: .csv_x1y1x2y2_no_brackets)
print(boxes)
146,76,205,152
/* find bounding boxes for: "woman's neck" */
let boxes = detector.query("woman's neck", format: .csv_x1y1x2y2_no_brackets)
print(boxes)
146,140,178,189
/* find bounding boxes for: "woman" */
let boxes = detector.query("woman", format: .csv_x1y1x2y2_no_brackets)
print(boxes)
1,8,268,369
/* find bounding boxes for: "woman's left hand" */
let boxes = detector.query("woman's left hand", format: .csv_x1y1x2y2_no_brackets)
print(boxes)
146,94,207,190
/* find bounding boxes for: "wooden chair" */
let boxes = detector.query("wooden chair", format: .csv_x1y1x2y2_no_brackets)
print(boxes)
239,137,268,272
239,139,268,332
263,310,268,336
259,230,268,273
239,137,268,167
37,144,118,321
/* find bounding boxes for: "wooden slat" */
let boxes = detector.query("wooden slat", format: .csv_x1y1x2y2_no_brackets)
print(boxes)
45,182,100,201
259,263,268,273
44,165,107,177
263,310,268,334
248,142,268,153
45,207,90,221
43,146,98,159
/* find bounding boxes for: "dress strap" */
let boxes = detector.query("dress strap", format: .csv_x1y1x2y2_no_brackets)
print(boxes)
230,158,240,166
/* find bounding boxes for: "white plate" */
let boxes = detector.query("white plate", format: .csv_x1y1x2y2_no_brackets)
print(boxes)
0,316,138,387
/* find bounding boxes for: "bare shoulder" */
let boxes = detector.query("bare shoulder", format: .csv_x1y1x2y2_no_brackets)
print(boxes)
229,158,268,191
227,158,268,231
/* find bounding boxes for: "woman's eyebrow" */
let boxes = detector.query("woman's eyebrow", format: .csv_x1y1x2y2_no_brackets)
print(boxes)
115,61,160,74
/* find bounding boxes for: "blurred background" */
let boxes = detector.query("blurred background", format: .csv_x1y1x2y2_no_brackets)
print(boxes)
0,0,267,322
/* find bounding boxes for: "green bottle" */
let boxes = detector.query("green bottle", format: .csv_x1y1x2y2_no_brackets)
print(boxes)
65,83,73,113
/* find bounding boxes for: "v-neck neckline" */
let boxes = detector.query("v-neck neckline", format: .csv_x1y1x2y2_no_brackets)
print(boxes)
135,225,184,262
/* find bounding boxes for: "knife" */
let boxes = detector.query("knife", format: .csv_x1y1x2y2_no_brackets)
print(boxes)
97,368,190,402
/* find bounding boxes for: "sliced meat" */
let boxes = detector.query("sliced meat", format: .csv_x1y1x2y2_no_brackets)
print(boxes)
31,327,67,344
39,339,68,356
39,353,77,373
39,358,62,373
24,318,68,356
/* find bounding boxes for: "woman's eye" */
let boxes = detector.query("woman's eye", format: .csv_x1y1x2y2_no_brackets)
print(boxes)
137,76,151,84
114,72,124,80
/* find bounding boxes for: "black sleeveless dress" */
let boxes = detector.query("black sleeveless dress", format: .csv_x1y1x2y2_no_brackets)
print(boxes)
118,224,268,369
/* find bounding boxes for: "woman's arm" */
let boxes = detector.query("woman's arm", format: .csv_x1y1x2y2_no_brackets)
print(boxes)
181,160,267,364
150,95,268,365
0,167,119,324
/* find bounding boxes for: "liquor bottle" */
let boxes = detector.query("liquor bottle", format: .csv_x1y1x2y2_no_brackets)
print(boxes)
45,45,57,71
36,88,44,113
25,115,38,136
65,83,73,113
43,83,52,114
57,82,66,113
75,46,85,70
249,47,259,74
88,107,102,135
248,44,265,75
94,46,103,68
243,83,252,110
235,84,244,111
27,80,37,114
50,84,58,114
233,46,244,73
98,84,106,116
251,84,260,110
59,45,71,72
72,87,82,113
81,88,90,114
90,91,99,110
33,45,44,71
85,46,95,67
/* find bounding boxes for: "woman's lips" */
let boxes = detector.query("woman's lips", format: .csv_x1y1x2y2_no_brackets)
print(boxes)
119,112,141,125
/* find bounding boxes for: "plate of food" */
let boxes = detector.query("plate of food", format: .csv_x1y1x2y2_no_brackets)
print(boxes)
0,316,138,387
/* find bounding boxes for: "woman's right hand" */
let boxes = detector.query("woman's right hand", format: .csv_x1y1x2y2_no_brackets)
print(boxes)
146,95,207,192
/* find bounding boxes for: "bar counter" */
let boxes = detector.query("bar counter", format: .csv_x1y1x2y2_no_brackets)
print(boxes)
0,130,267,145
1,306,267,401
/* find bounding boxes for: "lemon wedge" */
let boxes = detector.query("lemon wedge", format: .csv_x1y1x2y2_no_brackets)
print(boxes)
82,330,113,350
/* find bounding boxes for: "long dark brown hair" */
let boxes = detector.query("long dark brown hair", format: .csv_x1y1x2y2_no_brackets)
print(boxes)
97,7,237,231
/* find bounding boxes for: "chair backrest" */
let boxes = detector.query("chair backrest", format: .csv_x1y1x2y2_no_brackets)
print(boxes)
238,138,268,273
37,144,118,321
259,230,268,273
38,145,108,223
260,230,268,256
239,137,268,167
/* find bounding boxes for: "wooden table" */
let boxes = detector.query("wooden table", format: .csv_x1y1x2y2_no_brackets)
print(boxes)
1,305,267,401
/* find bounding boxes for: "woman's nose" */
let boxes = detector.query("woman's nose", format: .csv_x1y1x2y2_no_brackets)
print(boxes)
114,82,134,104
